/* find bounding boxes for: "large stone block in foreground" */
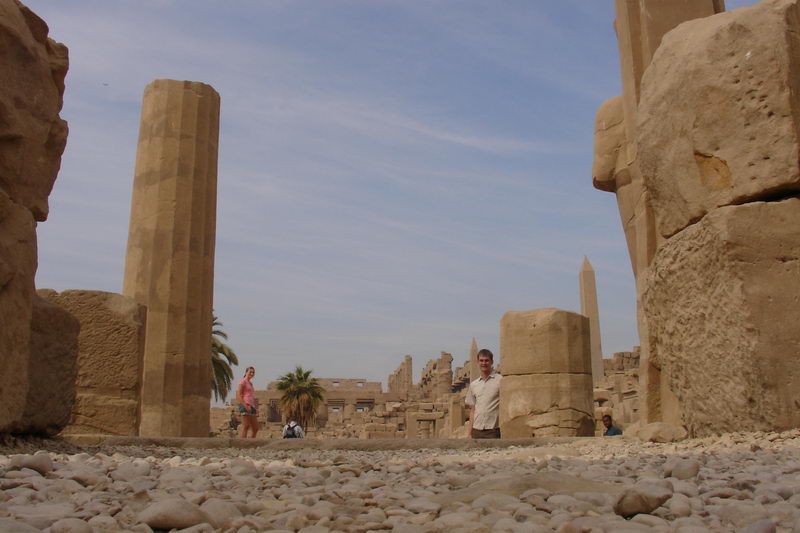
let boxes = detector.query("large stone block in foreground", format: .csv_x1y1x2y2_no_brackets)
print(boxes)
39,290,146,436
500,308,592,376
0,192,37,433
123,79,220,437
23,294,79,436
0,0,68,434
500,374,595,437
0,0,68,221
641,198,800,437
638,0,800,238
499,309,594,438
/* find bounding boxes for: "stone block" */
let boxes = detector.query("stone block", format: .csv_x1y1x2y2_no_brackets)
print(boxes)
22,294,79,436
638,0,800,238
0,192,36,433
592,96,626,193
641,198,800,436
594,389,611,403
500,308,592,376
0,1,68,434
364,431,396,439
419,403,434,411
38,290,146,436
413,412,444,421
0,0,68,222
499,374,594,438
63,394,139,436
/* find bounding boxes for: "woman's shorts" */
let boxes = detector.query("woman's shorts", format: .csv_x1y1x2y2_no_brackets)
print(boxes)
238,404,257,416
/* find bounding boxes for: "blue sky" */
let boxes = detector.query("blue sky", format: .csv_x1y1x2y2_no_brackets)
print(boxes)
27,1,758,396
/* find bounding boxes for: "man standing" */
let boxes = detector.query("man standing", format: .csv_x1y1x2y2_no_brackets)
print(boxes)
466,349,502,439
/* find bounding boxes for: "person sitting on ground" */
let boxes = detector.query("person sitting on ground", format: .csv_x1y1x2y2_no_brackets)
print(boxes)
282,419,305,439
602,414,623,436
228,412,240,436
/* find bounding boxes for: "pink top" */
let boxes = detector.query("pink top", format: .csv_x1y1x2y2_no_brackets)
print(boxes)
239,377,254,406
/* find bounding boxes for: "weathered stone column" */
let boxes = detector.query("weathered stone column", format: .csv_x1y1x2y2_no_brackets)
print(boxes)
123,79,220,437
499,308,594,437
468,337,479,382
579,257,603,384
436,351,453,400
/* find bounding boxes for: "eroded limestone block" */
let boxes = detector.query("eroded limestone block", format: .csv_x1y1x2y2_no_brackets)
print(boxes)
641,198,800,437
638,0,800,238
500,309,591,376
0,192,36,432
38,290,146,436
592,95,626,193
500,374,595,438
0,0,68,221
0,1,68,434
22,294,79,436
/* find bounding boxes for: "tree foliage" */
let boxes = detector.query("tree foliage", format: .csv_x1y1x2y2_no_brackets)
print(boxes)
211,314,239,402
276,366,324,429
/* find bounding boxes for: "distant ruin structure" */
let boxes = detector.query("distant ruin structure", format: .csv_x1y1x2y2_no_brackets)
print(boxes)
579,257,603,384
123,79,221,437
594,0,800,436
499,309,594,437
387,355,413,396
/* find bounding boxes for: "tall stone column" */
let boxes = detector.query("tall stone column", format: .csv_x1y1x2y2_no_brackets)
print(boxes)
579,257,603,385
123,79,220,437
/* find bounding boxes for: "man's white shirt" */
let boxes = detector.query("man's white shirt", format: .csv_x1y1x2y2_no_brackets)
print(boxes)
465,372,502,430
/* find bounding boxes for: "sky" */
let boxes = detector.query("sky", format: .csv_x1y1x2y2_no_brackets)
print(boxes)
27,0,759,398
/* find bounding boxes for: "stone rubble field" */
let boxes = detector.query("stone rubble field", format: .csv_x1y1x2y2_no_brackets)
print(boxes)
3,430,800,533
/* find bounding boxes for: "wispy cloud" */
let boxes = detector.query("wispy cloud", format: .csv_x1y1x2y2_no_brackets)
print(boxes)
29,0,639,387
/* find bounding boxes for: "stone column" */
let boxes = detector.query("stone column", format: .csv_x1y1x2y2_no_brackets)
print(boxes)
468,338,479,382
123,79,220,437
579,257,603,385
402,355,413,392
436,352,453,400
499,308,594,438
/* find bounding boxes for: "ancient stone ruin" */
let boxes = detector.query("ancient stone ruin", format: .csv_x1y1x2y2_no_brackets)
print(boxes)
123,79,221,438
499,309,595,438
38,290,146,436
0,0,74,436
594,0,800,436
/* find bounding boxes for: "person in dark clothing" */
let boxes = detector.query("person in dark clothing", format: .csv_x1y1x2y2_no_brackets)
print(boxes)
602,414,623,436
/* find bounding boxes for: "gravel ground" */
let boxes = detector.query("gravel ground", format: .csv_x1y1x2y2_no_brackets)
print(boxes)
2,429,800,532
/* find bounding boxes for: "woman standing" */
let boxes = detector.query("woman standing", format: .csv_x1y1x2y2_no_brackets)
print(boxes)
236,367,258,438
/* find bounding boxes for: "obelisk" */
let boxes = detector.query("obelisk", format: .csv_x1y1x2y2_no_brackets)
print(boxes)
123,79,220,437
579,257,603,385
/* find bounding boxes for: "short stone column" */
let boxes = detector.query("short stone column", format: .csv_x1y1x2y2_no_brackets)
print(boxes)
123,79,220,437
499,308,595,437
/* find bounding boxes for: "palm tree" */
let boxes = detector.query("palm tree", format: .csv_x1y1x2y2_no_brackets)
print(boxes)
211,314,239,402
276,366,324,429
